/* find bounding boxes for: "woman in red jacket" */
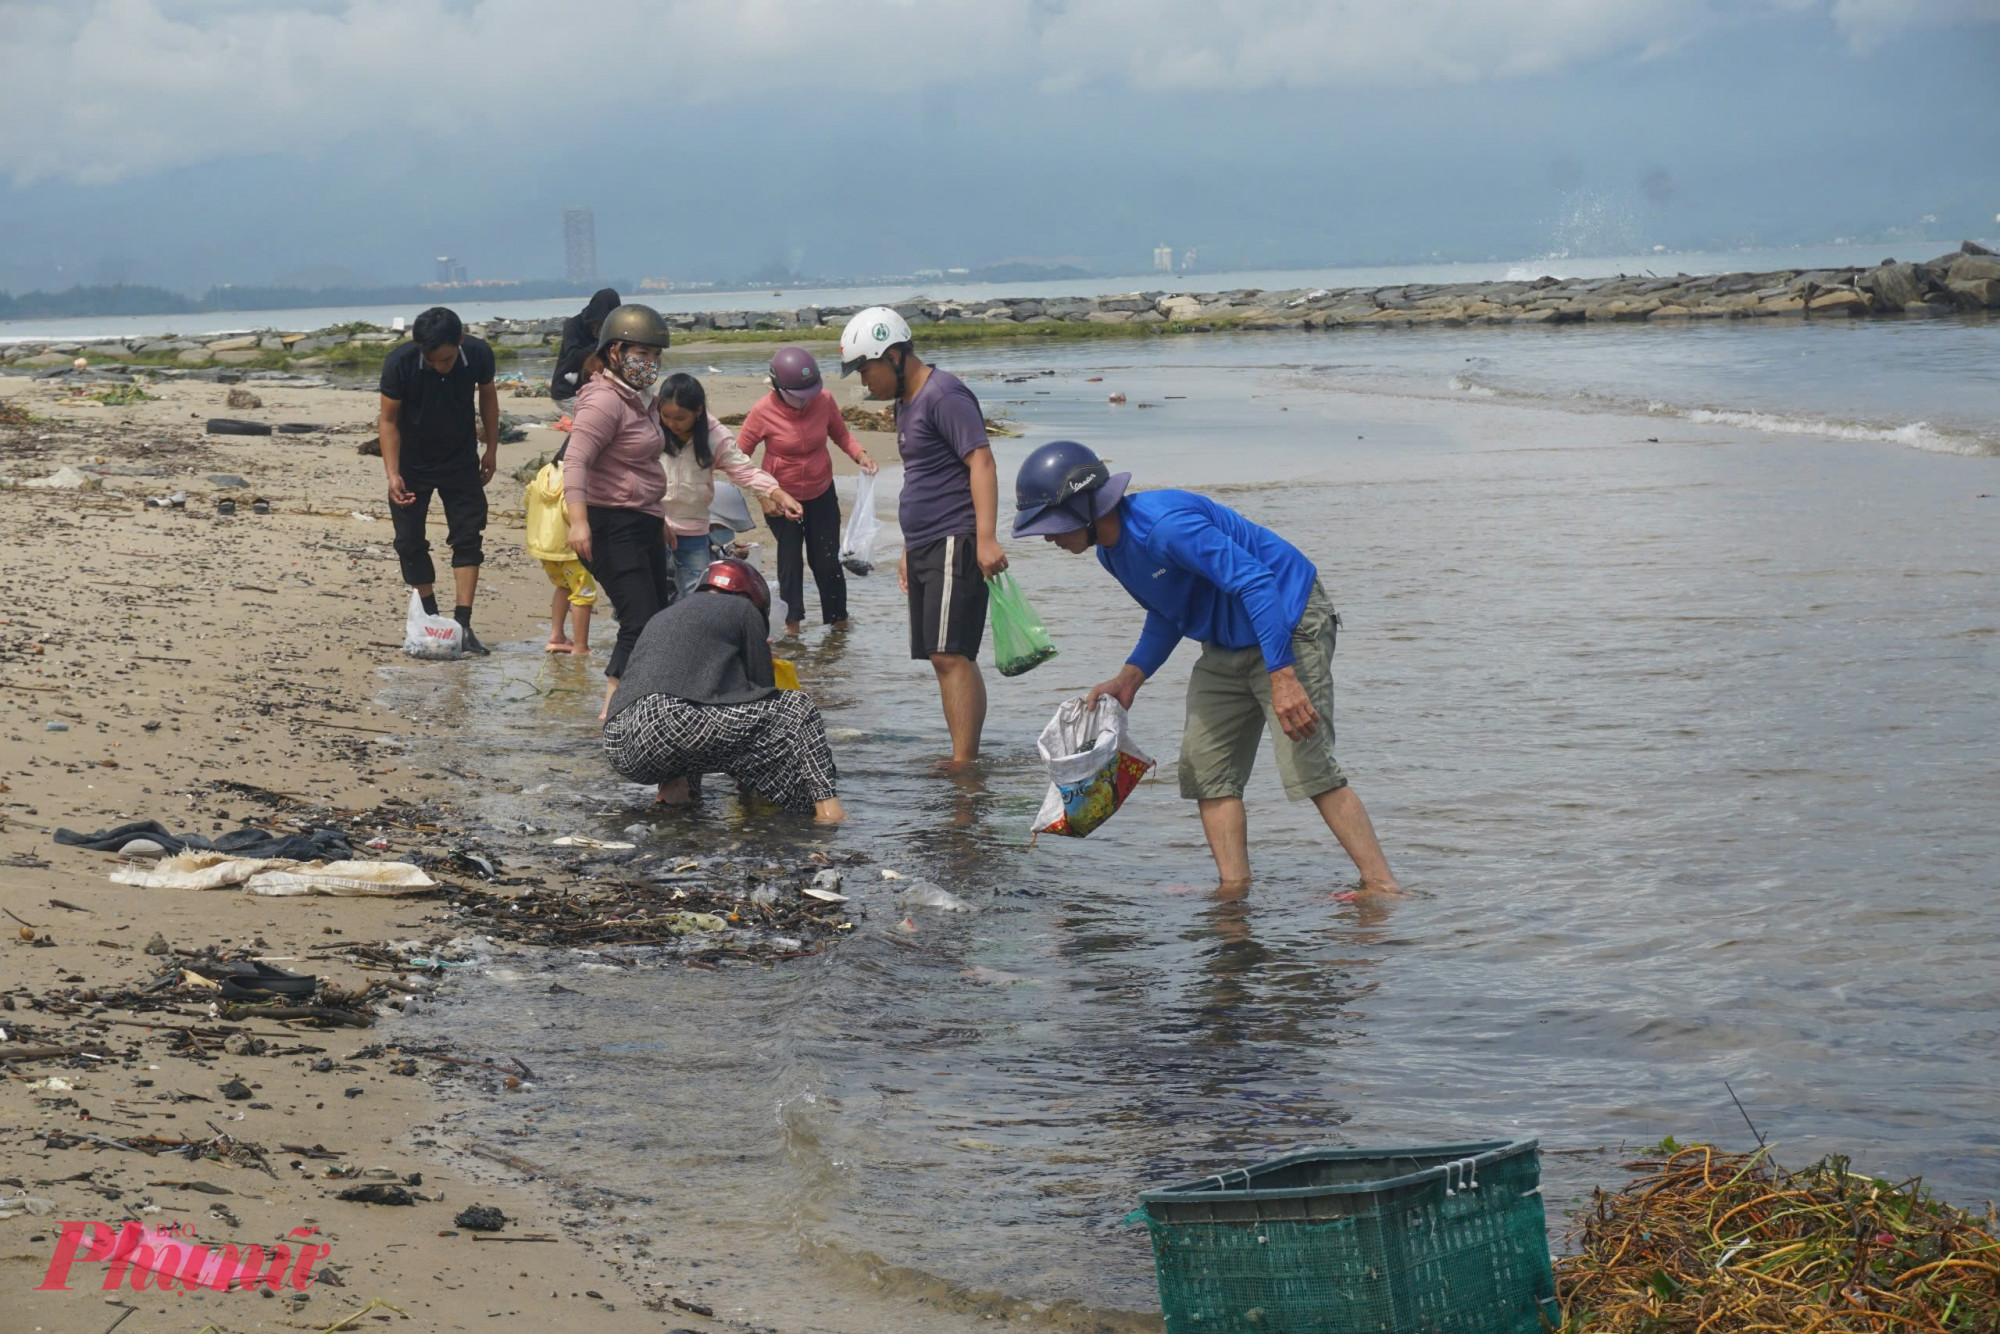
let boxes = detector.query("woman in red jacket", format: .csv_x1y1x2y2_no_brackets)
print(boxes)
734,346,877,636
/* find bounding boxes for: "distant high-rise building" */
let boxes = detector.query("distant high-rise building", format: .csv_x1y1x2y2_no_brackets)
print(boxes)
434,256,466,284
1153,244,1175,272
1181,247,1197,273
563,208,597,284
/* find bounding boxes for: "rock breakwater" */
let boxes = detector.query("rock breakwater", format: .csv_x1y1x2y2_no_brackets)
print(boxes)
6,244,1995,371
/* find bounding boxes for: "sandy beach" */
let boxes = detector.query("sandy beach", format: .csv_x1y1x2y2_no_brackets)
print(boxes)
0,369,896,1333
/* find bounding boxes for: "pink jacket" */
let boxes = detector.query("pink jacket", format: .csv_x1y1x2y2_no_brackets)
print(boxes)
733,392,864,502
662,413,781,538
563,376,666,517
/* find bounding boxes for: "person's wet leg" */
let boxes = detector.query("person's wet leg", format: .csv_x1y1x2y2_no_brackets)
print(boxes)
1311,784,1402,895
930,653,986,765
772,511,807,633
804,488,848,625
1197,796,1253,890
547,586,571,651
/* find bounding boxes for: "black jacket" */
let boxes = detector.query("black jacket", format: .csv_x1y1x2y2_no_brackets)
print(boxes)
552,288,622,402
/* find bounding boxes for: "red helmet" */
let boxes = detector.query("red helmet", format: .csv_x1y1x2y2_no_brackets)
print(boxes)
697,556,771,613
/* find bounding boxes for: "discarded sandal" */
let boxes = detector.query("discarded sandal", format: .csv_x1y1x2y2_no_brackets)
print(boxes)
210,961,317,1001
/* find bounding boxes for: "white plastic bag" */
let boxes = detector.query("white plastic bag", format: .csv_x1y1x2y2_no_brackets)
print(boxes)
403,589,464,659
245,860,437,897
840,471,882,575
1031,697,1156,839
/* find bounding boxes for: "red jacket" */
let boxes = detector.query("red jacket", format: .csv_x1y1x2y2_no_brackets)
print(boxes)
734,392,865,502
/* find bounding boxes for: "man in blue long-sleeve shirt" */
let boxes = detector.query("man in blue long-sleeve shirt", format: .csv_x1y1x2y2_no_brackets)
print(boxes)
1012,441,1400,896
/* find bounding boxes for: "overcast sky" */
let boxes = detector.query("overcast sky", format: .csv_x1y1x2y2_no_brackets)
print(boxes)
2,0,1996,293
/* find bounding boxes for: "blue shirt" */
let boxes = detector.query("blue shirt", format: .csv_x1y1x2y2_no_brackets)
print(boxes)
1097,490,1319,675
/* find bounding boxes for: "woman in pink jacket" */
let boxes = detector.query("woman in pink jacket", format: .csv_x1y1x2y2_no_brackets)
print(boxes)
734,346,877,635
560,305,680,716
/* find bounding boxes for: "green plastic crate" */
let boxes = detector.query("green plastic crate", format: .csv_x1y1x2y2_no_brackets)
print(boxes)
1132,1140,1558,1334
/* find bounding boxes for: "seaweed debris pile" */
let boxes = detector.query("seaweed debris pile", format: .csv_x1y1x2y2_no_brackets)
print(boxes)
1557,1145,2000,1334
441,853,866,963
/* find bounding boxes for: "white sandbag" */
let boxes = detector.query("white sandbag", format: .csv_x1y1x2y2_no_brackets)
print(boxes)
111,851,289,890
1031,697,1156,839
840,471,882,575
245,860,437,897
403,589,465,659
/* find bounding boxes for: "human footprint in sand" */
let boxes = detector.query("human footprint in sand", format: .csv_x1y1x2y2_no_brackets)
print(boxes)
1012,440,1402,899
599,559,846,824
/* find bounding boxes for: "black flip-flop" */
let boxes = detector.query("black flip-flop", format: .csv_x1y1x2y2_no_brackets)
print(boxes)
214,962,317,1001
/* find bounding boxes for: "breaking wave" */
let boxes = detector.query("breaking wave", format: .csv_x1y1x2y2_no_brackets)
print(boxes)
1677,408,1972,455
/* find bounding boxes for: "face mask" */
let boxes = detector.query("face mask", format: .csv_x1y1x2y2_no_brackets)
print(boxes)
616,351,660,392
777,386,818,410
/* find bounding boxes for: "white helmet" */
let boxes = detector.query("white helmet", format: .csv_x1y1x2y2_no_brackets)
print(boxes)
838,306,914,376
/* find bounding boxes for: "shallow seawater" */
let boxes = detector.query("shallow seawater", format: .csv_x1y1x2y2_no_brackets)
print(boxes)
384,319,2000,1328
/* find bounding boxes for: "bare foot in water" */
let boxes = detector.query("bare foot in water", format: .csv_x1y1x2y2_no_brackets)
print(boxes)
1332,878,1409,903
546,637,573,653
567,642,591,656
656,778,692,806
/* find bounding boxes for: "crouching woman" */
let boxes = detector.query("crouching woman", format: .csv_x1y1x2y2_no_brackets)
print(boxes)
600,558,846,823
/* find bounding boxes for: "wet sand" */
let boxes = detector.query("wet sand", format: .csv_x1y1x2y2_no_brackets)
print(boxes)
0,370,893,1332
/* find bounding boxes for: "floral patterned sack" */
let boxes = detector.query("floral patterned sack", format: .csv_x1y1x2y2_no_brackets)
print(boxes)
1031,696,1156,839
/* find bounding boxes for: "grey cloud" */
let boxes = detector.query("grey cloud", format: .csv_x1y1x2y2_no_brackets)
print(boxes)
10,0,1990,185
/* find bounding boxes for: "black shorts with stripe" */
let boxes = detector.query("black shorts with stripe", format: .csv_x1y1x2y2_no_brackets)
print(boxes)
905,535,988,661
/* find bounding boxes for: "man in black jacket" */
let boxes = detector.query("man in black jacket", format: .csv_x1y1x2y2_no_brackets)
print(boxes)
552,288,621,413
378,306,500,654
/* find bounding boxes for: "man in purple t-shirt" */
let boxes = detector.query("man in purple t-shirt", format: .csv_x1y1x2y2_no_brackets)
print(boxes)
839,306,1008,765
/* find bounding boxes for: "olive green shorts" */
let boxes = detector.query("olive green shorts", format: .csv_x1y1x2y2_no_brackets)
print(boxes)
1177,581,1347,802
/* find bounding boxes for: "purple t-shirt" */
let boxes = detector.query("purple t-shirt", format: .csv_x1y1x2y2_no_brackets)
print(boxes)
895,368,989,550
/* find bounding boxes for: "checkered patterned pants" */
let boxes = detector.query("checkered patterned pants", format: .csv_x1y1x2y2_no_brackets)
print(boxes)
602,691,839,812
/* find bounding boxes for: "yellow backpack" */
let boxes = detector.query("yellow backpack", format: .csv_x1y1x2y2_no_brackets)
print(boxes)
524,458,573,562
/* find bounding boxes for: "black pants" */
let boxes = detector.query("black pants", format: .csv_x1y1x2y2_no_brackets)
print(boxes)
578,506,674,680
390,472,487,588
767,484,847,625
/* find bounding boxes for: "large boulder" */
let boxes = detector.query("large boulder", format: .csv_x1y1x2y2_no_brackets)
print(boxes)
1808,289,1871,314
1157,295,1204,321
206,336,260,352
1947,255,2000,284
1859,263,1923,308
1947,278,2000,309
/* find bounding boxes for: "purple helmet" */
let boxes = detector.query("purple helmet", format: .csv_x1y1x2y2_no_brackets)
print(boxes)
769,346,823,403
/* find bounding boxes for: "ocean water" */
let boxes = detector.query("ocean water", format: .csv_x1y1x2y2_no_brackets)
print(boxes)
379,313,1999,1331
0,241,1956,342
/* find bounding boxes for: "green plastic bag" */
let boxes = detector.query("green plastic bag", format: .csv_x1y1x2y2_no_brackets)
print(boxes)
987,573,1058,677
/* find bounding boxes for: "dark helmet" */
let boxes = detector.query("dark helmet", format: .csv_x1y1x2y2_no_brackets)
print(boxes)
594,303,672,354
768,346,823,397
1012,440,1131,537
697,556,771,614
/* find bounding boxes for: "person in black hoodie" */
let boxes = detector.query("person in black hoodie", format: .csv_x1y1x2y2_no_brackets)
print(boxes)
552,288,621,412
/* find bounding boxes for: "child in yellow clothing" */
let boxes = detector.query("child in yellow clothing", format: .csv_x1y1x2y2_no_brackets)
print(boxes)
525,456,596,654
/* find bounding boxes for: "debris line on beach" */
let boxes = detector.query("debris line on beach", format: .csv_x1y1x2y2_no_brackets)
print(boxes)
1556,1145,2000,1334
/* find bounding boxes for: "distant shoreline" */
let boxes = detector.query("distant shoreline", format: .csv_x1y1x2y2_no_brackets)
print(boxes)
4,246,1995,374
